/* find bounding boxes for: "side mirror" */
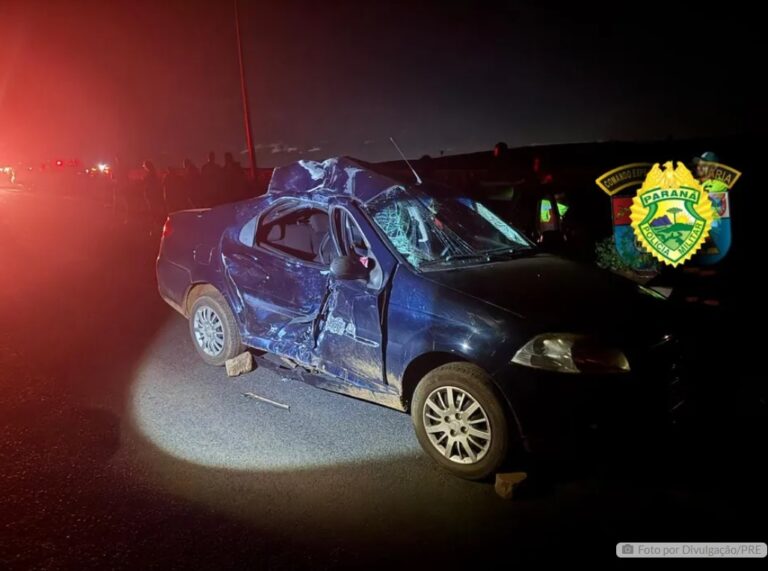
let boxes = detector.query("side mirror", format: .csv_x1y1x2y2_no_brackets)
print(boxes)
330,255,369,281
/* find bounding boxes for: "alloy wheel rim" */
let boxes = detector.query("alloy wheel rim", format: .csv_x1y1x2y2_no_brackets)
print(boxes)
193,306,225,356
423,385,492,464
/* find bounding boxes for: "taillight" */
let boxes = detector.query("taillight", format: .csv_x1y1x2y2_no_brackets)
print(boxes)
161,217,172,238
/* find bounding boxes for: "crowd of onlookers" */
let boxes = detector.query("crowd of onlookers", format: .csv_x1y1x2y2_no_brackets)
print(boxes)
7,151,262,225
112,151,253,222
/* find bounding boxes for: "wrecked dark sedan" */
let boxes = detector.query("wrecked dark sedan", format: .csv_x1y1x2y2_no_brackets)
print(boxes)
156,157,680,479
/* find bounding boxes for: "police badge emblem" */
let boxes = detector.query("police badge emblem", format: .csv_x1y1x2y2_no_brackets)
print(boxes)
630,162,715,267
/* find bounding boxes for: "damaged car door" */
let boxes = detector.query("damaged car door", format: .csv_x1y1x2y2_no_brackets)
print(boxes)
223,198,334,362
315,205,396,390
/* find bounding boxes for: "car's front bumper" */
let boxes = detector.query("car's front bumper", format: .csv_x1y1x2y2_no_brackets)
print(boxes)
493,349,686,462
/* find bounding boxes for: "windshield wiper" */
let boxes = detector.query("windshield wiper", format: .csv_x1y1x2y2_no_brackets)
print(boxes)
421,246,535,268
484,246,536,259
444,252,491,262
419,252,487,268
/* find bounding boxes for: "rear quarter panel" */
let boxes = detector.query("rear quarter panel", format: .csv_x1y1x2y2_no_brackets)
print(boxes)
156,200,265,313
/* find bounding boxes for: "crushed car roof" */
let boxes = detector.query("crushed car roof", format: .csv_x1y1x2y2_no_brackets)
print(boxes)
267,156,406,203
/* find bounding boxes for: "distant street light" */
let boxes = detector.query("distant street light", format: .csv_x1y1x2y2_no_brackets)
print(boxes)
234,0,257,179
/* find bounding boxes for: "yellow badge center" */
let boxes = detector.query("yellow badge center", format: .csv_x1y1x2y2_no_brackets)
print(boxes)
629,161,715,267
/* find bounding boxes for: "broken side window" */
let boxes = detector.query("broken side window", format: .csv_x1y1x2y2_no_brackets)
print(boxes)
254,200,333,265
332,208,383,289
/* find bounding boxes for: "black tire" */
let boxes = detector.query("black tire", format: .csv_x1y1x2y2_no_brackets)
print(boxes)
412,362,510,480
188,290,244,366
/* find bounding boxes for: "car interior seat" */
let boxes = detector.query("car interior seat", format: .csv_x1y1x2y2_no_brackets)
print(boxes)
308,212,332,263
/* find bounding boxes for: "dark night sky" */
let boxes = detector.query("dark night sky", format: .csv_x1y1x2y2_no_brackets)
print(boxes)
0,0,762,167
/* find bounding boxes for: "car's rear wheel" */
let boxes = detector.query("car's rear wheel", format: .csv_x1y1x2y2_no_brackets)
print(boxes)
188,291,243,366
412,362,510,480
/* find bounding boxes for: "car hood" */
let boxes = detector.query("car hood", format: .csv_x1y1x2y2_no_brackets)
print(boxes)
424,253,676,346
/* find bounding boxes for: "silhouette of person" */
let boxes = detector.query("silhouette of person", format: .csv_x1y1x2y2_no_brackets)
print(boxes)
142,160,164,222
201,151,221,177
693,151,727,193
110,155,130,221
163,165,187,213
223,151,247,202
200,151,223,206
182,158,202,208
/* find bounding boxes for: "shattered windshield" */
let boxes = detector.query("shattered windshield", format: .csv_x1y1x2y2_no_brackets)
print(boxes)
365,186,532,269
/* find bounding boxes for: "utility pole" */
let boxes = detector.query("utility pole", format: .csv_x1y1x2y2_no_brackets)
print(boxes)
234,0,257,179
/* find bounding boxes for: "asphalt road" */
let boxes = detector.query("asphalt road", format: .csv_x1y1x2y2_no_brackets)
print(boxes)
1,188,765,569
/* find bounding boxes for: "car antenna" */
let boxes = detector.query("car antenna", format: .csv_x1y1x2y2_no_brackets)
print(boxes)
389,137,422,185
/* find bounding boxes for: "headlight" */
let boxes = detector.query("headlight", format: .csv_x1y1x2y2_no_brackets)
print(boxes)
511,333,630,374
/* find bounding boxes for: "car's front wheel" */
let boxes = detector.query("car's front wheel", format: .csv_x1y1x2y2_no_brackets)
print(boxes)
188,290,243,366
412,362,510,480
